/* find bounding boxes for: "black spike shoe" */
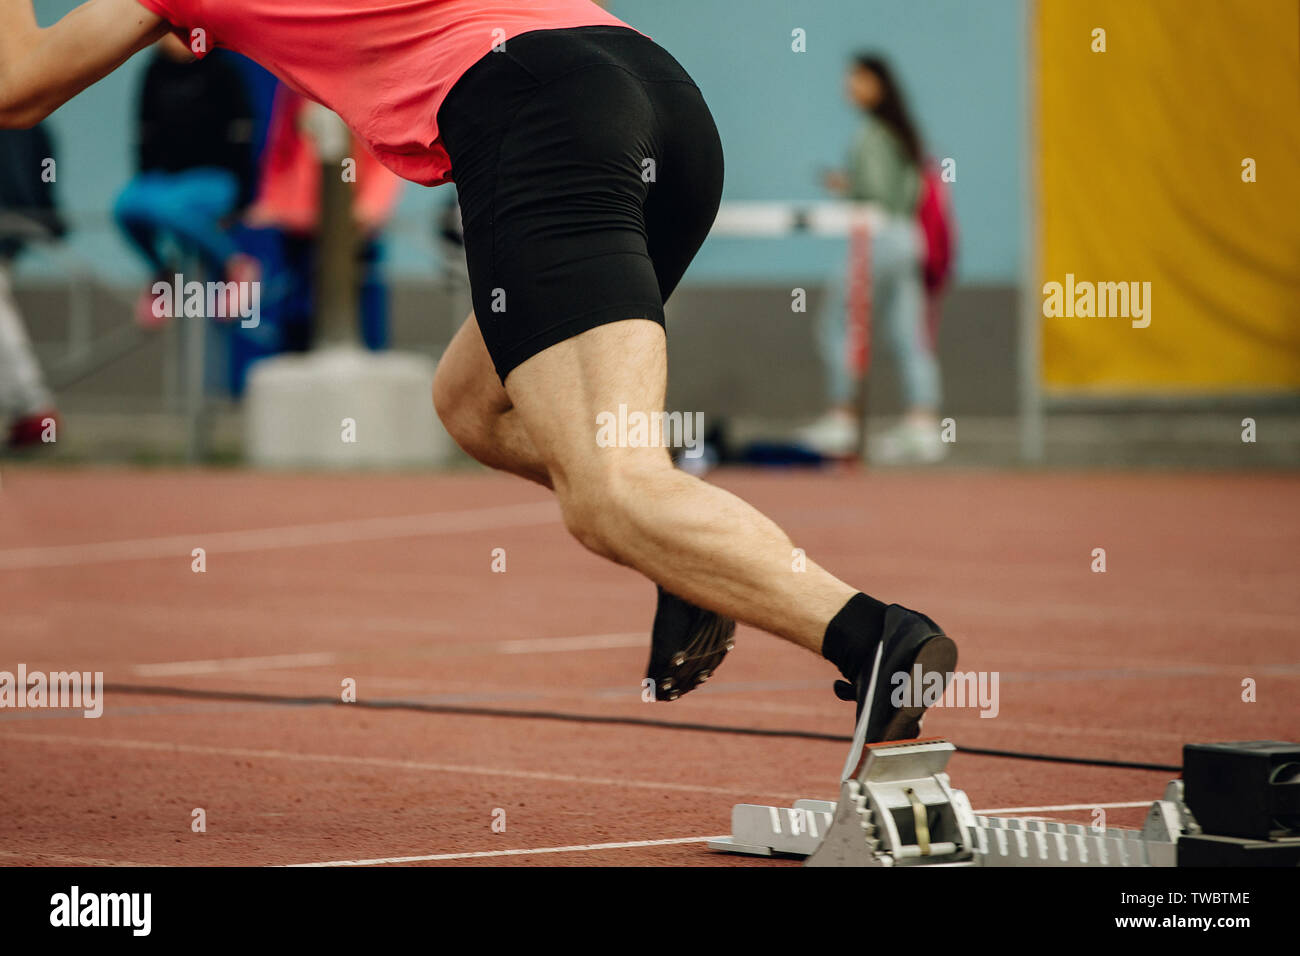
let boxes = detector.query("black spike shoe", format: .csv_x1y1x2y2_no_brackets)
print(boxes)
646,586,736,701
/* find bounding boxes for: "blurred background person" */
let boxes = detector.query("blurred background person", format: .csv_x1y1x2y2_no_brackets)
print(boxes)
244,87,404,357
0,123,64,450
113,33,260,329
802,52,948,464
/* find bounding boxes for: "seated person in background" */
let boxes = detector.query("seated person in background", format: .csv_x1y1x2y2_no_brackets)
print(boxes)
244,86,404,352
0,123,65,449
114,33,259,328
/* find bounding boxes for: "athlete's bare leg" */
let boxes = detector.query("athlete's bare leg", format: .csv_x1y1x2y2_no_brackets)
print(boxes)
494,317,857,653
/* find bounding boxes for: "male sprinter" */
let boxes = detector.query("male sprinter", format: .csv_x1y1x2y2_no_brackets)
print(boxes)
0,0,956,742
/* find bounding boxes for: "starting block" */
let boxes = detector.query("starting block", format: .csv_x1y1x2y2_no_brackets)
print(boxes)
709,738,984,866
709,737,1300,867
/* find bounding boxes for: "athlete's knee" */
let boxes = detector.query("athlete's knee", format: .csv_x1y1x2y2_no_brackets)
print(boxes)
554,456,672,561
433,354,479,427
438,375,520,479
435,392,490,463
430,361,462,430
556,485,615,558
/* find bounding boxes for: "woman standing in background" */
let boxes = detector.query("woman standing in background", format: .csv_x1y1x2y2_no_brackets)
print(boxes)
803,53,946,464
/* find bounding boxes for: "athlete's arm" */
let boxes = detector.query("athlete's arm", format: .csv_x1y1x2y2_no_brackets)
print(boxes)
0,0,169,128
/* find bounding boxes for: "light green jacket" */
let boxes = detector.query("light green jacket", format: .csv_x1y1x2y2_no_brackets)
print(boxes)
847,113,920,216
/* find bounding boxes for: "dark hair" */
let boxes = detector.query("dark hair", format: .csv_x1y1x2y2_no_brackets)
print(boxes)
851,53,924,165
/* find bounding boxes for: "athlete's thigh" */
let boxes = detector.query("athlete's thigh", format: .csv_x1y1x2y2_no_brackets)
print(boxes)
501,318,668,483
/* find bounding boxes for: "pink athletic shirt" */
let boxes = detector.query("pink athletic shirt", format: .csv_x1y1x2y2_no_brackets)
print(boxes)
132,0,632,186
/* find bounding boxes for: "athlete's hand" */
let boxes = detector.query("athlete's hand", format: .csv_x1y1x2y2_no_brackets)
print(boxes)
0,0,169,127
821,168,849,195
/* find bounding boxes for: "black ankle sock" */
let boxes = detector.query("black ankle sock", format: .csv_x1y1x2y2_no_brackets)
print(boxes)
822,593,888,681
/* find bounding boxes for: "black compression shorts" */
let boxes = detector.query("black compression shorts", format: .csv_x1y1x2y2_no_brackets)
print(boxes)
438,26,725,382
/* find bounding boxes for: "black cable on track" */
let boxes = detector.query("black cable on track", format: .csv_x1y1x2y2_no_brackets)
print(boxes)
952,746,1179,773
105,682,1183,774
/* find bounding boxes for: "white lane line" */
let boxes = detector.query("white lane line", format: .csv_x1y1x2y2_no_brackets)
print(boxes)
0,849,166,867
129,633,648,678
286,801,1157,866
975,801,1152,815
286,836,727,867
126,633,646,679
0,731,811,800
132,652,339,678
0,501,560,571
495,633,645,654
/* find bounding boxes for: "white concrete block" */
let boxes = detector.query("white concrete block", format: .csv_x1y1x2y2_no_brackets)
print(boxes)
244,346,453,468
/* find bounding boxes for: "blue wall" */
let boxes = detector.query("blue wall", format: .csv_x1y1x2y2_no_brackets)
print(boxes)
31,0,1024,285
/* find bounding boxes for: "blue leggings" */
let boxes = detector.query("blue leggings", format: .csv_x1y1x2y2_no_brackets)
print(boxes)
818,216,941,410
114,169,240,277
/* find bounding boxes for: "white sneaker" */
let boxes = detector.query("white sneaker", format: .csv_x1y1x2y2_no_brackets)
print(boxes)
871,420,947,465
796,410,859,457
912,425,947,463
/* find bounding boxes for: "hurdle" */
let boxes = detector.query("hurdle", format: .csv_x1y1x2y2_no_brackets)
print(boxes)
709,737,1300,867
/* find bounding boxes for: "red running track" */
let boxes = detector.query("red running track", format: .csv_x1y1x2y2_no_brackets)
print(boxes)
0,465,1296,865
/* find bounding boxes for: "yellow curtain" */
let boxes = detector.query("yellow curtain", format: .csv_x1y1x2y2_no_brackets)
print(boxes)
1039,0,1300,393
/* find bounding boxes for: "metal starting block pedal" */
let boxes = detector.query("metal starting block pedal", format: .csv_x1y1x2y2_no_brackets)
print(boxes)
808,738,978,866
709,738,981,866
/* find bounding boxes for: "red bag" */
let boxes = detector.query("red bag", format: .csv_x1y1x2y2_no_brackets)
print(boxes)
916,161,957,348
